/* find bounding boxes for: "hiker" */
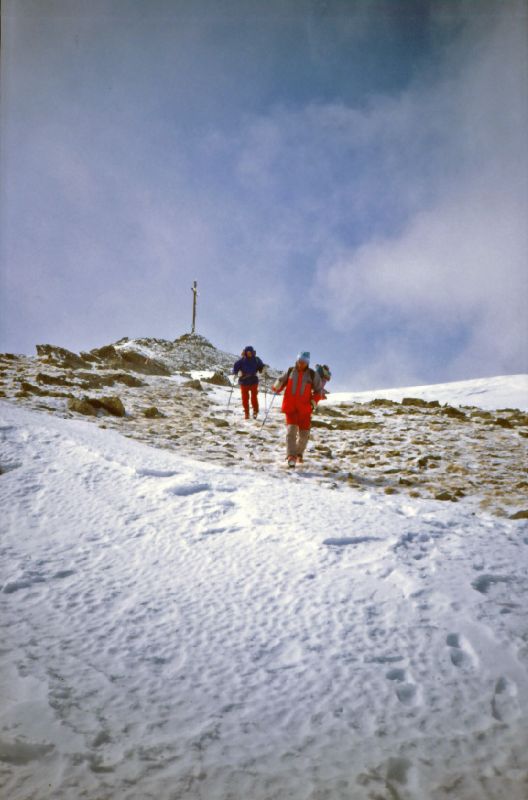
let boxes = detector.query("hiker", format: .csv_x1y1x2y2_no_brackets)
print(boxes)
232,345,264,419
273,351,324,467
315,364,332,399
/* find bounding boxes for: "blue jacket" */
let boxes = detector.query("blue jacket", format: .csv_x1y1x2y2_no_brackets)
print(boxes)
233,348,264,386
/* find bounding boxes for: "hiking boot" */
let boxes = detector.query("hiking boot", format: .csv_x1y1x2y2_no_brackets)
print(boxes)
253,412,258,419
296,455,304,464
244,413,250,420
287,456,297,468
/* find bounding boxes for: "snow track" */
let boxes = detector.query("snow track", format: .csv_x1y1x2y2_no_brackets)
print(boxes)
1,403,527,799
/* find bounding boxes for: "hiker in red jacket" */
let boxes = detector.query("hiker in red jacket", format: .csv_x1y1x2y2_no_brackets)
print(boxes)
273,351,323,468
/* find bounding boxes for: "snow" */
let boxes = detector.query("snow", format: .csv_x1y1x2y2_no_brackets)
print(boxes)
1,387,528,800
330,374,528,412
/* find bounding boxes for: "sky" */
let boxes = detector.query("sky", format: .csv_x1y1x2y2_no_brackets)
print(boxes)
1,0,527,391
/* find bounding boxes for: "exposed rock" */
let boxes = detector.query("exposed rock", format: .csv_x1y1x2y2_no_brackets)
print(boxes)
183,379,204,391
418,455,441,469
68,397,98,416
143,406,165,418
435,490,458,502
207,417,230,427
402,397,440,408
441,406,467,420
20,381,46,395
90,396,126,417
494,418,513,429
82,345,170,376
36,372,74,386
368,399,399,407
204,372,231,387
36,344,88,370
509,509,528,520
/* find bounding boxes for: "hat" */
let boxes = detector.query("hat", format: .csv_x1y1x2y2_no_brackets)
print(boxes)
296,351,310,364
244,345,255,354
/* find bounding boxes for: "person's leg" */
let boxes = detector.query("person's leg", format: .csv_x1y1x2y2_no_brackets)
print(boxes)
286,424,299,458
240,385,250,418
250,384,259,417
297,427,310,459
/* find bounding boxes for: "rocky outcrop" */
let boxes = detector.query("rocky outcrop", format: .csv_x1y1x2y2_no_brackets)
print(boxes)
36,345,89,370
68,395,126,417
81,346,170,376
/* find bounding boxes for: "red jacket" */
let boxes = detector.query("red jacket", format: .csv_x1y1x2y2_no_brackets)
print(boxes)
275,366,323,428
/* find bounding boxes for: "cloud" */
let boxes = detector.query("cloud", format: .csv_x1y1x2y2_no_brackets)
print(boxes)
309,3,528,383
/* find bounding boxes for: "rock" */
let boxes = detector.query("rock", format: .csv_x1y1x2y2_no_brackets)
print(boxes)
494,418,513,429
36,372,74,386
368,399,399,407
435,490,458,502
509,509,528,520
36,344,88,370
207,417,230,427
402,397,440,408
19,381,46,395
441,406,467,420
68,397,98,416
418,455,441,469
82,345,170,376
90,396,126,417
204,372,231,387
143,406,164,418
183,379,204,391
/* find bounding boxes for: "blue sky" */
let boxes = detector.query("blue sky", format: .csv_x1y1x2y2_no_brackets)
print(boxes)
1,0,527,390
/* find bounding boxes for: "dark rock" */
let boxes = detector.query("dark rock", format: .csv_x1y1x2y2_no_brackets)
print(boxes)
208,417,230,427
83,345,170,376
143,406,165,418
68,397,98,416
36,372,74,386
441,406,467,420
509,509,528,520
402,397,440,408
183,379,204,391
204,372,231,387
36,344,88,370
90,396,126,417
435,490,458,502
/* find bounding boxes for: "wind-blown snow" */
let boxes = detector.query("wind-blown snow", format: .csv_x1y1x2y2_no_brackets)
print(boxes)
1,397,527,800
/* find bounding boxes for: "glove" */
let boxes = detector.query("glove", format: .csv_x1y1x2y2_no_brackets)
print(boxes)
237,371,244,378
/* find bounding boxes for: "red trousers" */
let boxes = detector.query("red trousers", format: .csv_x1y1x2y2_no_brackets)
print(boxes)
240,384,259,416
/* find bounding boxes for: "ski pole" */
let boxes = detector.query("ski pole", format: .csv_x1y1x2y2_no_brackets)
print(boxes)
226,376,237,411
258,390,277,434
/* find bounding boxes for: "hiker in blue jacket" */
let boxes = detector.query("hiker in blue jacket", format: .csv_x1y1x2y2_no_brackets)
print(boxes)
233,346,264,419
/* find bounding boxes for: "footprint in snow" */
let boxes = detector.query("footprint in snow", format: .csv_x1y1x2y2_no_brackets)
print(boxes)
491,676,521,722
446,633,478,669
385,668,418,704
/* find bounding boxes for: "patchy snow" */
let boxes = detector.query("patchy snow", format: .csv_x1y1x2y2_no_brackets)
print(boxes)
1,393,527,800
330,374,528,412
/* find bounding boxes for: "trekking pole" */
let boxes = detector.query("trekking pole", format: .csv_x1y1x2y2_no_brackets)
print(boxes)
257,390,277,436
226,376,237,412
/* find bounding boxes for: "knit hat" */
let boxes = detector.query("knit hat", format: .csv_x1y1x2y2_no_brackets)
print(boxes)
296,351,310,364
244,345,255,354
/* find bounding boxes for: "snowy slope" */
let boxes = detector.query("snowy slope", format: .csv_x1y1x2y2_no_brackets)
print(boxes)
329,374,528,412
1,399,527,800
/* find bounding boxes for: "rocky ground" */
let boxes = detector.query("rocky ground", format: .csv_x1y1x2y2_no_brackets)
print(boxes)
1,334,527,519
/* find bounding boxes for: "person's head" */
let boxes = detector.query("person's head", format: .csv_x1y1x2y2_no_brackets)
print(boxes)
244,345,255,358
296,351,310,370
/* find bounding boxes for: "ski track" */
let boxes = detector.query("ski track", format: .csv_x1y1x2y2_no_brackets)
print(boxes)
1,404,527,800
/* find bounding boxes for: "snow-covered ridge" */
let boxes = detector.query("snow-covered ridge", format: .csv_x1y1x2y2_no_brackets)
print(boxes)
330,374,528,412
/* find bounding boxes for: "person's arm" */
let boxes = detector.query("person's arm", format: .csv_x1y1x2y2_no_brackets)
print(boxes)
273,369,290,393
